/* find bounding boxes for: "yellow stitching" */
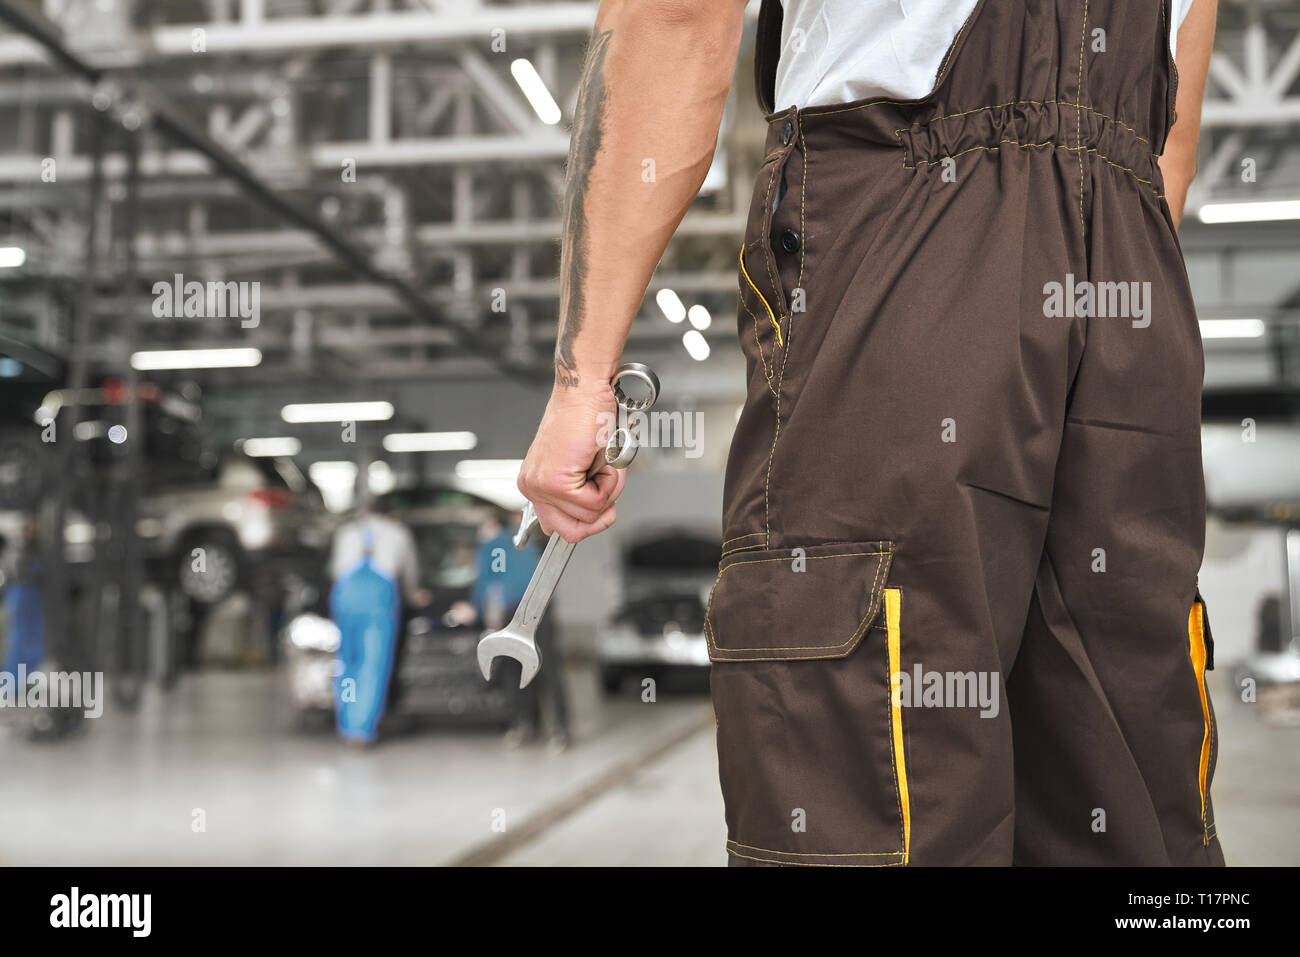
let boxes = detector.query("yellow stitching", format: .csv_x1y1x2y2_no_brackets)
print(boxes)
704,546,892,654
727,840,903,858
906,140,1164,197
1078,0,1089,234
935,1,976,82
738,245,784,349
725,848,905,867
797,116,807,285
762,350,782,547
760,153,789,346
894,124,911,170
759,109,808,548
703,590,874,657
717,568,909,865
721,534,881,553
738,290,778,398
909,139,1058,164
717,540,764,556
758,143,786,306
894,100,1150,145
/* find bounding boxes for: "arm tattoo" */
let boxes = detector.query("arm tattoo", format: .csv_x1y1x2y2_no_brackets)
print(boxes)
555,28,613,389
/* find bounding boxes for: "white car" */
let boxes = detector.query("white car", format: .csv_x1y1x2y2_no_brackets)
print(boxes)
597,533,720,694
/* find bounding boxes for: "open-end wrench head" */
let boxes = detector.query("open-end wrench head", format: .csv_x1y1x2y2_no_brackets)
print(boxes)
477,630,541,688
514,501,544,549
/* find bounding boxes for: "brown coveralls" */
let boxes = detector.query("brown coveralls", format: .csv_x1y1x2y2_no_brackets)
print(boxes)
710,0,1225,865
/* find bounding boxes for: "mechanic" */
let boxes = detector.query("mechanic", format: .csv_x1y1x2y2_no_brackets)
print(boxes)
329,496,429,744
1,518,45,682
517,0,1224,865
453,511,571,751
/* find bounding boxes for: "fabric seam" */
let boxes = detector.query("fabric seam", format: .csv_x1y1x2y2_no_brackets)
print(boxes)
704,545,891,654
901,139,1165,198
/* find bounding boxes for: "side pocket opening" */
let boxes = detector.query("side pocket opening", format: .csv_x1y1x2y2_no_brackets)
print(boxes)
739,244,785,349
885,587,911,864
1187,594,1213,845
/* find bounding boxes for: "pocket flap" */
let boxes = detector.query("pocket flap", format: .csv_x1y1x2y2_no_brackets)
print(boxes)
705,540,895,662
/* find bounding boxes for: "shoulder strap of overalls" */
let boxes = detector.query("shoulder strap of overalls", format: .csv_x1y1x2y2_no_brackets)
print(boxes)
754,0,783,114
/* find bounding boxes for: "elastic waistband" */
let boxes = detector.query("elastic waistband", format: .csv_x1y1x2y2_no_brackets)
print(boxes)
764,97,1163,196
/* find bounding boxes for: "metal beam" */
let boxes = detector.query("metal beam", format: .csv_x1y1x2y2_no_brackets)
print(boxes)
0,0,547,382
0,4,600,67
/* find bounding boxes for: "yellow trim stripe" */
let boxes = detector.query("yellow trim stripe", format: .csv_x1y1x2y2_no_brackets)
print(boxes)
885,587,910,864
1188,600,1211,845
738,245,784,348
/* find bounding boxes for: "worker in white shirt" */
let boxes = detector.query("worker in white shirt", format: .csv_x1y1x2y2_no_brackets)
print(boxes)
328,497,430,743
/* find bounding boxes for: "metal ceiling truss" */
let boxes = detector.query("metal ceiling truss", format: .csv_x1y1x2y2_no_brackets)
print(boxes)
0,0,749,391
0,0,1297,396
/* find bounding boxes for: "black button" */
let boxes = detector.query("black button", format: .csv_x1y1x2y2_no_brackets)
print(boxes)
781,120,793,145
780,228,800,254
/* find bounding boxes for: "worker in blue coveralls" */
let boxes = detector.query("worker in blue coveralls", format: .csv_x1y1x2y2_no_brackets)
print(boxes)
328,497,428,745
1,518,45,681
467,510,570,752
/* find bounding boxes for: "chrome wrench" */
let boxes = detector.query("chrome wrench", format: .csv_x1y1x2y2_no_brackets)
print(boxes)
477,363,660,688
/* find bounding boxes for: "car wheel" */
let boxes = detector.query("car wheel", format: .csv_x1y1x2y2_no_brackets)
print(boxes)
177,533,242,605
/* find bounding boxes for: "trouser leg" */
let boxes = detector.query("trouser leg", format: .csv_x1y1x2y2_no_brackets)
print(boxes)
713,139,1086,866
1008,166,1223,865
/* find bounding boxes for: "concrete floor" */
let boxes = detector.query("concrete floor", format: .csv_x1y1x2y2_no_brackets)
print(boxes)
0,668,1293,865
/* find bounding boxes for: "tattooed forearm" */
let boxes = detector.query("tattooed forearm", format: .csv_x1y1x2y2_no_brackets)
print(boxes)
555,28,613,389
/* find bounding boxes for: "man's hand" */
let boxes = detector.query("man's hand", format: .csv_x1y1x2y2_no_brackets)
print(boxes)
517,384,627,543
446,599,477,627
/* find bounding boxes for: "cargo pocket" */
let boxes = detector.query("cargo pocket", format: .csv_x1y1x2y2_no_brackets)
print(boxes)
706,541,913,866
1186,589,1217,844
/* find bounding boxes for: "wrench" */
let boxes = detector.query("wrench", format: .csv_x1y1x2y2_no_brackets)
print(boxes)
477,362,660,688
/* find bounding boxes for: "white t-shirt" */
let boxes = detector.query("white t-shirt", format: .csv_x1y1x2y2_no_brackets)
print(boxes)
774,0,1197,110
330,512,420,601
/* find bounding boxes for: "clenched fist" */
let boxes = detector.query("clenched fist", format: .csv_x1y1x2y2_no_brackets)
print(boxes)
516,385,627,543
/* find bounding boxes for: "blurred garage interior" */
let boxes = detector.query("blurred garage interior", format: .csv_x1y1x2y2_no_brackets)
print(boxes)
0,0,1298,865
